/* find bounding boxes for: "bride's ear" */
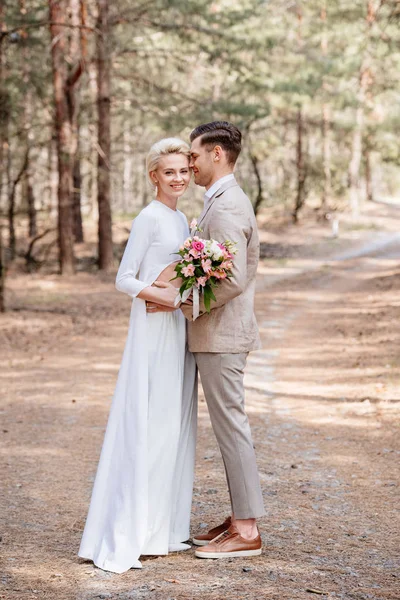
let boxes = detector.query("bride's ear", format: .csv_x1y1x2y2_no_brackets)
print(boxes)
149,171,158,186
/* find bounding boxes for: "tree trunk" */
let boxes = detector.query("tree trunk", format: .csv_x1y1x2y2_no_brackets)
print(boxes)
249,152,264,216
27,180,37,237
1,3,8,306
73,141,84,242
0,225,4,312
88,62,98,220
49,131,58,217
321,103,331,211
49,0,76,274
365,144,373,202
320,3,331,212
292,107,306,223
123,101,133,213
0,5,9,217
349,89,365,219
7,132,15,259
8,148,29,260
20,0,37,239
70,0,84,243
96,0,113,270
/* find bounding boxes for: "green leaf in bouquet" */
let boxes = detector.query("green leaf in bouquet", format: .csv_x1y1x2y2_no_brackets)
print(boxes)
203,286,212,313
203,286,217,313
179,282,188,296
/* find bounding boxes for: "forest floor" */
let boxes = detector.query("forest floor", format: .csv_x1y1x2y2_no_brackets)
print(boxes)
1,201,400,600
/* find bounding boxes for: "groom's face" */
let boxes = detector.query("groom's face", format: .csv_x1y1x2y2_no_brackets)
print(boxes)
190,136,215,189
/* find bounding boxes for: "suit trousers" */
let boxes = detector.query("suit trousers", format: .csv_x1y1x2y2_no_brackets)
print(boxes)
194,352,266,520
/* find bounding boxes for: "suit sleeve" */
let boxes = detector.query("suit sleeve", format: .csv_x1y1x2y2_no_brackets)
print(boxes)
115,212,156,298
208,210,248,305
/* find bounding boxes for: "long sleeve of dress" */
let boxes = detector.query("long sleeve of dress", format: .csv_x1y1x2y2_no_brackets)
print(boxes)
115,212,156,298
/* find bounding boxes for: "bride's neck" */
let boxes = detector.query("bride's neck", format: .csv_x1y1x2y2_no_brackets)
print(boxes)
156,192,178,211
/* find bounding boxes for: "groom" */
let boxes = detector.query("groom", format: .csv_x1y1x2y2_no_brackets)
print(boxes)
182,121,265,558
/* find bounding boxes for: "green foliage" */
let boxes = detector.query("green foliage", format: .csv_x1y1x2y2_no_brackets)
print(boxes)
0,0,399,219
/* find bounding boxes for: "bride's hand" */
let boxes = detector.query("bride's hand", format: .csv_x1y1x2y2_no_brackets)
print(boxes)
146,302,177,313
152,280,180,308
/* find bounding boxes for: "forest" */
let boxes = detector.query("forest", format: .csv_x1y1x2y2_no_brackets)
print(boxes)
0,0,399,295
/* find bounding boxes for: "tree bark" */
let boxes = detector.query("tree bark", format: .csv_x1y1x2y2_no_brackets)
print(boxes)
88,62,98,220
20,0,37,238
321,103,331,211
0,225,4,313
49,0,76,274
70,0,85,243
365,143,374,202
8,149,29,260
320,2,331,212
6,132,15,259
73,138,84,242
49,130,58,217
123,100,133,213
349,103,364,218
27,179,37,237
0,2,8,218
96,0,113,270
249,151,264,216
292,107,306,223
1,3,8,309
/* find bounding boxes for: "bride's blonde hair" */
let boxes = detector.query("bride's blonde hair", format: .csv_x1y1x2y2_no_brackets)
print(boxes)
146,138,190,187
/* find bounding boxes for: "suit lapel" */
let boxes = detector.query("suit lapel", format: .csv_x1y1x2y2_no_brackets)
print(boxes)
198,178,239,227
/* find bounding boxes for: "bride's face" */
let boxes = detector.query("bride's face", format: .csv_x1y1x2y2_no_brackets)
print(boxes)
151,153,191,199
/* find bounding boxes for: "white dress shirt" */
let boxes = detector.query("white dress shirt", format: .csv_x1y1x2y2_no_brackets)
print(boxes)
203,173,235,208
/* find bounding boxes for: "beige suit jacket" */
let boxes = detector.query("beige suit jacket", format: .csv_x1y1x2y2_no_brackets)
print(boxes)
182,177,261,353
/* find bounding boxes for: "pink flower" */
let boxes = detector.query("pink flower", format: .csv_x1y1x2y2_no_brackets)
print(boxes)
201,258,212,273
184,238,191,249
220,260,233,270
179,245,185,252
184,253,191,261
182,264,195,277
189,248,200,259
197,276,208,287
214,269,227,280
190,219,198,230
192,240,204,252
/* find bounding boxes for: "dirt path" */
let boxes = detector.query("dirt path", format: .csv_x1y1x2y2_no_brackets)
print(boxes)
1,218,399,600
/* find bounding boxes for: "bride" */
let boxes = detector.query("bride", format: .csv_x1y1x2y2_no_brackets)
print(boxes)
79,138,197,573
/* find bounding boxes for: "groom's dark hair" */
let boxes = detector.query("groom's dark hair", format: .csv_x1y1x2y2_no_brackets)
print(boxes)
190,121,242,166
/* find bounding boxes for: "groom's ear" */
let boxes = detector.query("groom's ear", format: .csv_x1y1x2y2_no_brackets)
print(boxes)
213,145,223,162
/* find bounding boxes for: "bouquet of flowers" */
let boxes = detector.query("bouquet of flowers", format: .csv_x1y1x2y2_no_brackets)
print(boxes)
173,220,237,320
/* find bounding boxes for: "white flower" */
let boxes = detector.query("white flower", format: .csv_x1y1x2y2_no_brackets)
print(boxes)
209,240,224,260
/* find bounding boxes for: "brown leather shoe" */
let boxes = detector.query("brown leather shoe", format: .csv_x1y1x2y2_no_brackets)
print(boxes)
192,516,232,546
195,525,262,558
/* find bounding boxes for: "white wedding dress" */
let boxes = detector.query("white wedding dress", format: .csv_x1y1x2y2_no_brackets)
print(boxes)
79,200,197,573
